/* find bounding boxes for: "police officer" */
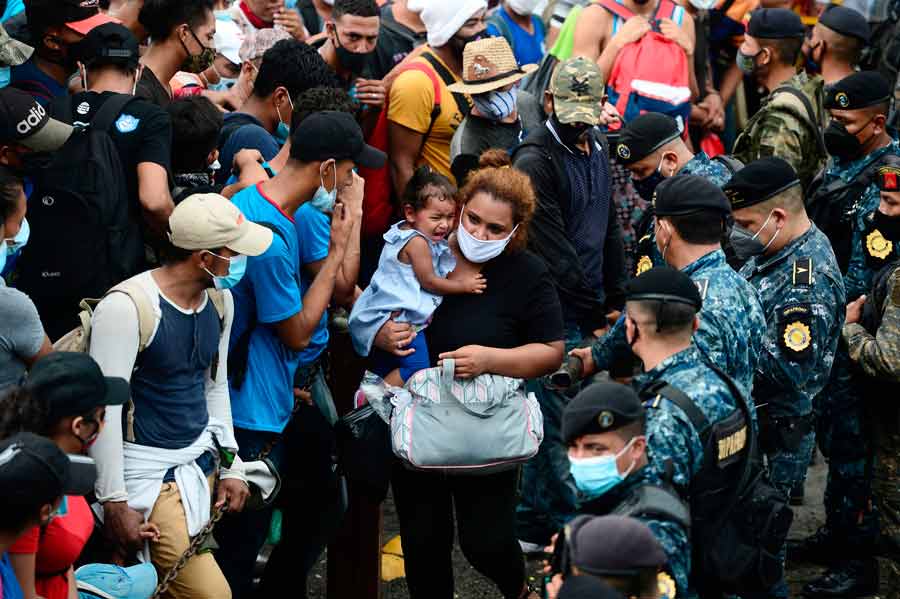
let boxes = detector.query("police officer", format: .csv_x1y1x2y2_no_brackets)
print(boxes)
612,113,737,274
732,8,827,191
572,176,767,399
836,164,900,598
561,382,690,597
725,157,846,599
793,71,899,596
802,5,871,84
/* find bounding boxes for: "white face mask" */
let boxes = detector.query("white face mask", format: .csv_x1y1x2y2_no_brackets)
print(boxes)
688,0,718,8
507,0,542,16
456,207,519,263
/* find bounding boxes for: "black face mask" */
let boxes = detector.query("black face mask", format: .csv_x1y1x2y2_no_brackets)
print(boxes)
333,29,373,74
552,113,590,148
873,209,900,241
633,169,665,202
824,119,871,162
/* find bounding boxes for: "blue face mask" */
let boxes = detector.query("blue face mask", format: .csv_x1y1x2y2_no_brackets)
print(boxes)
6,218,29,255
568,438,637,500
0,67,10,89
0,240,7,274
209,77,237,92
274,94,294,147
310,160,338,213
204,252,248,290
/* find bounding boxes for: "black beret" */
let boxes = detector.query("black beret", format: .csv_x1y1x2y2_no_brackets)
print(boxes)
819,5,870,42
614,113,681,165
654,175,731,217
559,576,626,599
723,157,800,210
824,71,892,110
562,382,644,445
624,266,702,311
747,8,805,39
567,515,668,576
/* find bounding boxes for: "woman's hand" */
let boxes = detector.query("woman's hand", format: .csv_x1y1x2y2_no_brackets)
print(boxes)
438,345,494,378
373,313,417,356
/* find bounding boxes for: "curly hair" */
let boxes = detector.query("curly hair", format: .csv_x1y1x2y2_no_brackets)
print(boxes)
459,149,535,252
0,387,50,439
401,166,457,212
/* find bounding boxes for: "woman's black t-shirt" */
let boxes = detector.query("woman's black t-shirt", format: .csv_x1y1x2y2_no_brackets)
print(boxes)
426,249,565,365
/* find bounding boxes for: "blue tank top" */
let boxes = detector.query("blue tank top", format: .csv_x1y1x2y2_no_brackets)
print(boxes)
128,296,220,449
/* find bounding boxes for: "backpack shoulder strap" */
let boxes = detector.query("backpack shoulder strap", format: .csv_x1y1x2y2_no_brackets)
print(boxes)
597,0,636,22
420,51,471,118
771,85,827,156
207,289,226,325
614,483,692,530
712,154,745,175
91,93,137,133
108,279,156,352
643,380,711,441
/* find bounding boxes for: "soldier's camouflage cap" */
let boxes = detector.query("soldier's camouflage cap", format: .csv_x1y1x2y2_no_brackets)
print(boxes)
550,57,605,126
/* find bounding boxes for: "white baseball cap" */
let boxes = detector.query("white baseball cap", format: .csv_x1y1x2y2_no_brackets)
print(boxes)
214,17,244,66
168,193,273,256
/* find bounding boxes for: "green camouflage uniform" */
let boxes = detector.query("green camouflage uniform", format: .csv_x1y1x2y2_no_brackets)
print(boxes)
733,72,827,191
843,263,900,596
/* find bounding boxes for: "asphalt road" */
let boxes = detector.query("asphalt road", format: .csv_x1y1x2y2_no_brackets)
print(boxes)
303,454,832,598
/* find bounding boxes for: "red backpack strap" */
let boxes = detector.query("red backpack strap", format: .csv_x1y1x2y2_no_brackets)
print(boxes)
396,61,442,108
655,0,678,20
596,0,636,22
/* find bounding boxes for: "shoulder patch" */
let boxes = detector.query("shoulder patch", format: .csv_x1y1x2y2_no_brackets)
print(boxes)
694,278,709,300
779,303,813,357
792,258,813,287
115,113,140,133
636,255,653,276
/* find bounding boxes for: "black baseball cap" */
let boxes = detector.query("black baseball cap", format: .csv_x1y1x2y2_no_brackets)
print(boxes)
0,87,73,151
26,352,129,424
562,382,644,445
27,0,118,36
558,576,626,599
654,175,731,217
291,111,386,169
0,432,98,499
567,515,667,577
72,22,139,69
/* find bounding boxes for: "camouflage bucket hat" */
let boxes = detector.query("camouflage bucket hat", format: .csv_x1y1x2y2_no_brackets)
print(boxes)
550,57,605,126
0,24,32,68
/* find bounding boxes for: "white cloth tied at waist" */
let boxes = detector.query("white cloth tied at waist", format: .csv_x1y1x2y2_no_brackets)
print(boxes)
122,418,227,537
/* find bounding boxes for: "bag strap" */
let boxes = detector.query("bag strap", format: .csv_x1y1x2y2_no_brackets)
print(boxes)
396,61,444,158
644,380,712,441
420,51,471,119
91,93,137,133
597,0,636,23
437,358,508,419
771,85,827,157
712,154,744,175
106,280,156,352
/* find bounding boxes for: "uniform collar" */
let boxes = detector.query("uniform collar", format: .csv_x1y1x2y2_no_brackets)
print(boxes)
681,249,725,277
636,345,702,390
748,225,815,274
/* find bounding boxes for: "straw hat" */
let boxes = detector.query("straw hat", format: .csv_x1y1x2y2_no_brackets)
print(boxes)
447,37,537,95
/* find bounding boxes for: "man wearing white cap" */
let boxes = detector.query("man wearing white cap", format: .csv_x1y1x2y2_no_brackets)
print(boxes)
387,0,488,191
88,193,272,599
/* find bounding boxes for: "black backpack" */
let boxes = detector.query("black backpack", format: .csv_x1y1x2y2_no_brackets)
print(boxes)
16,93,144,341
642,365,793,596
806,153,900,274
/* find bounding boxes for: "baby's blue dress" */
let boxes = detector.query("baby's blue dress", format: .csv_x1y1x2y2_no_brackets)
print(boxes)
349,222,456,357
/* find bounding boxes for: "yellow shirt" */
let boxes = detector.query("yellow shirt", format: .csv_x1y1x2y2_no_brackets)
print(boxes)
387,50,468,183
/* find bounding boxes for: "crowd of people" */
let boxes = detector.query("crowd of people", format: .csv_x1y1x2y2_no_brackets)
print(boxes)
0,0,898,598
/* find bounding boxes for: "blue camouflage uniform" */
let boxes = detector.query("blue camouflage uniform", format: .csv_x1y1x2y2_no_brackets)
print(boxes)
577,467,692,598
740,224,846,597
591,249,766,398
632,152,733,275
815,139,900,552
